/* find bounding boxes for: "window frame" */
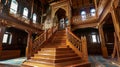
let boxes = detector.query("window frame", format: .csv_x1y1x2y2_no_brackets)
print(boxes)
33,13,37,23
10,0,18,14
2,33,9,43
81,11,86,20
2,32,12,44
90,8,96,16
23,7,29,18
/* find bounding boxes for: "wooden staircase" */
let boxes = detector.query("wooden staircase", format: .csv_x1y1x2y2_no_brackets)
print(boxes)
42,30,67,48
22,30,91,67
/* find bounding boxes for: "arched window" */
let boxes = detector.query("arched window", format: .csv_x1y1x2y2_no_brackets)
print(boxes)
81,11,86,20
23,7,28,18
10,0,18,14
33,13,37,23
90,9,96,16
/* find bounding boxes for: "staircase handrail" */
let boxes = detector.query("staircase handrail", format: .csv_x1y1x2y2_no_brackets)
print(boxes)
66,28,88,61
32,26,58,56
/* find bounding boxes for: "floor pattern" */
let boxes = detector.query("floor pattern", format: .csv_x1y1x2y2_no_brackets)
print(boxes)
0,56,119,67
0,57,26,66
89,56,120,67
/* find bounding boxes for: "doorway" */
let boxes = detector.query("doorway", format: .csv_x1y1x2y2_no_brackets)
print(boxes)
102,13,115,56
55,8,68,30
1,27,28,60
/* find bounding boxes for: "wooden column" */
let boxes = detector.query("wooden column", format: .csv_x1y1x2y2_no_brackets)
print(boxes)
26,31,33,59
0,26,5,56
94,0,98,17
81,36,88,62
110,6,120,42
98,25,108,58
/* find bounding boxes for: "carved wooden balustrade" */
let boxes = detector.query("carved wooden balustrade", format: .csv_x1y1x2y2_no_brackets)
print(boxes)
32,31,46,55
66,28,88,61
112,33,120,62
72,14,97,25
31,25,58,56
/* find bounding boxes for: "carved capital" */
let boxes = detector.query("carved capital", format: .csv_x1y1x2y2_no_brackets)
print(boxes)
0,19,8,26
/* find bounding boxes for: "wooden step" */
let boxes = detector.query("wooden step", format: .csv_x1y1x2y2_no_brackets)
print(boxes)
22,61,54,67
40,48,71,52
34,53,77,59
31,56,81,63
37,51,75,56
23,59,90,67
38,49,74,53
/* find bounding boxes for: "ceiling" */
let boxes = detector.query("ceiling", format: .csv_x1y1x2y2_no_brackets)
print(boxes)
39,0,94,9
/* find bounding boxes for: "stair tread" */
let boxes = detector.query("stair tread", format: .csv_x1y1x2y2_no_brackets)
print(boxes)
31,56,80,60
38,50,74,53
22,30,90,67
35,53,76,56
24,59,88,67
22,61,54,67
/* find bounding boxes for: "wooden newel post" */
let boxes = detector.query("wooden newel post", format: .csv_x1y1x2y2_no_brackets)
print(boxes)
81,36,88,62
26,31,33,59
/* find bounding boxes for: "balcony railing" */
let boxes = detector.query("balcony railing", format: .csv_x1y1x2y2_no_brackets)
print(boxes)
72,14,97,25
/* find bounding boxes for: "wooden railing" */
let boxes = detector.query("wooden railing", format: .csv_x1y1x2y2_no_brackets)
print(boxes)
66,28,88,61
32,31,46,54
112,33,120,62
31,25,58,56
72,14,97,25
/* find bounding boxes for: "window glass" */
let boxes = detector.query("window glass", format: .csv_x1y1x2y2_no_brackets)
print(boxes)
23,8,28,18
90,9,96,16
10,0,18,14
33,13,37,23
92,35,97,43
2,34,8,43
9,34,12,44
81,11,86,20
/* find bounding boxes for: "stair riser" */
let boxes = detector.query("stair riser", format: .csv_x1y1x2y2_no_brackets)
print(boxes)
40,48,72,52
55,57,81,63
36,53,75,56
31,57,80,63
38,50,74,53
22,64,33,67
34,54,78,59
38,53,56,55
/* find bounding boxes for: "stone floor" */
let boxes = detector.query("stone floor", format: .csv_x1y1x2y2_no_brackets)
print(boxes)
0,57,26,67
89,56,120,67
0,56,119,67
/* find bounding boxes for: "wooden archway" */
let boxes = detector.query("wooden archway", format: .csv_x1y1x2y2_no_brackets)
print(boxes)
50,0,71,26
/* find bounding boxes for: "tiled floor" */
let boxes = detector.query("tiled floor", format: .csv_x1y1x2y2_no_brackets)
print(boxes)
0,57,26,66
0,56,119,67
89,56,120,67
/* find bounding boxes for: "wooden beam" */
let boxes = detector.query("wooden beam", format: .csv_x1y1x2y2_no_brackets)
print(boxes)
31,0,34,19
94,0,98,17
110,5,120,42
